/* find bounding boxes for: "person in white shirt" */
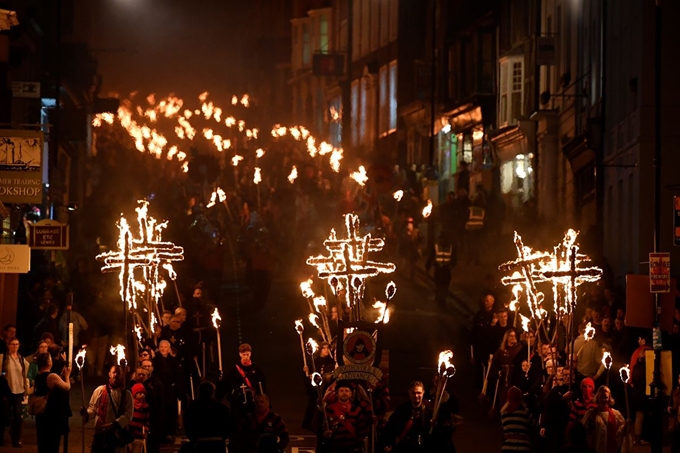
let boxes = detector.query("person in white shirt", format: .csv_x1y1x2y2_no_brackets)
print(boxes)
0,338,30,447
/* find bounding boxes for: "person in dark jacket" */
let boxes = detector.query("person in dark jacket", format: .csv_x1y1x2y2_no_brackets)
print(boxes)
33,304,60,348
182,381,232,453
34,352,71,452
425,233,456,310
236,394,289,453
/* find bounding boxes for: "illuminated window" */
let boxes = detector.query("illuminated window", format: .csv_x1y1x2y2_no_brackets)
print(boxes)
498,56,523,126
351,80,359,146
319,14,329,52
379,65,388,134
360,77,368,143
388,60,397,131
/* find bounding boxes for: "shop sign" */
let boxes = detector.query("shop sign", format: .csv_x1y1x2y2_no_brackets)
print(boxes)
0,244,30,273
0,130,44,204
11,81,40,99
28,219,69,250
537,36,557,66
649,252,671,293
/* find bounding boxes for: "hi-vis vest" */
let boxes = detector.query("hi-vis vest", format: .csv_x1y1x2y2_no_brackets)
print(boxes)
435,244,452,265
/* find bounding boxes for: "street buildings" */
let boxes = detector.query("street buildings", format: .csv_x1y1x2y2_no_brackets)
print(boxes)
287,0,680,286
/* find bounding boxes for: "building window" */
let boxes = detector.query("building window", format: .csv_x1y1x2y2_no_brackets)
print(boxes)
389,60,397,131
352,0,361,59
351,79,359,146
380,0,389,46
378,65,388,135
370,0,380,51
378,60,397,136
460,133,473,164
302,22,311,66
498,56,523,127
359,77,368,143
361,0,370,56
389,0,398,41
319,14,329,52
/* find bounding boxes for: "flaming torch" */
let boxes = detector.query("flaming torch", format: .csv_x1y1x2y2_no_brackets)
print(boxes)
431,350,456,433
300,278,316,314
392,190,403,202
422,200,433,219
576,322,596,356
311,372,330,431
619,364,631,420
294,320,308,374
601,351,612,387
212,308,223,377
306,338,319,374
288,166,298,184
76,347,87,453
110,344,126,368
520,314,531,358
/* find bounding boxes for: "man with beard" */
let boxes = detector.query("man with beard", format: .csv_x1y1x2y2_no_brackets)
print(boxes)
220,343,266,421
82,365,133,453
320,380,373,453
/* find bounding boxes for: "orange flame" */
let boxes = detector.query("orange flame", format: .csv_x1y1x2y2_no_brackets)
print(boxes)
211,307,221,329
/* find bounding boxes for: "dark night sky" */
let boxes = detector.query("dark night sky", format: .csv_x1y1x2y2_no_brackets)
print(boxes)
90,0,258,101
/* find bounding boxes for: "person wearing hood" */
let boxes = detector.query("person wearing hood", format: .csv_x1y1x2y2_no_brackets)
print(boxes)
568,377,597,425
129,383,150,453
500,386,532,452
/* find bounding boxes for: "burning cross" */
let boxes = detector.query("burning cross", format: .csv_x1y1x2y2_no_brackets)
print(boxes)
498,231,551,320
534,229,603,314
97,201,184,327
307,214,395,321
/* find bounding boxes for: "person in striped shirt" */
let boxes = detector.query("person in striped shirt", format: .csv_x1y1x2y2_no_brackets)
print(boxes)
321,380,373,453
129,383,150,453
568,377,597,424
500,386,532,452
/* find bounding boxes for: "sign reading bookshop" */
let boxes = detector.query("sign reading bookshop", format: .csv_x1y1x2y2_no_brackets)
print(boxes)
0,130,44,204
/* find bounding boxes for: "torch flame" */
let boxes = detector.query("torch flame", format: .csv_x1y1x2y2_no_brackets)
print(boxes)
310,372,323,387
308,313,321,329
253,167,262,185
300,279,315,299
256,148,265,159
520,314,531,333
438,350,455,377
422,200,433,218
601,351,612,369
151,312,157,334
288,166,298,184
135,324,143,342
232,155,244,166
211,307,221,329
306,338,318,354
313,296,327,312
393,190,403,202
109,344,126,366
619,364,630,384
295,319,304,334
373,300,390,324
584,322,596,341
75,348,87,369
350,166,368,186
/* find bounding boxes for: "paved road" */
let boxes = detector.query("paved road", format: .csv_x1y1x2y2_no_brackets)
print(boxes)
214,218,505,453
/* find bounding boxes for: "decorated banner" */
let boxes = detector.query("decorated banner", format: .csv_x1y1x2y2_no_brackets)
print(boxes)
0,130,44,204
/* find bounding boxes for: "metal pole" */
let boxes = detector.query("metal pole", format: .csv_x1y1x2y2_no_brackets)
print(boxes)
651,2,663,453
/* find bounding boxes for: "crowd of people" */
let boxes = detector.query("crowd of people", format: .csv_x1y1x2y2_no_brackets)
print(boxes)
470,285,680,453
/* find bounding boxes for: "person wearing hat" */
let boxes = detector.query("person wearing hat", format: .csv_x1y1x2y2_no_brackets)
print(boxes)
220,343,267,422
320,380,373,453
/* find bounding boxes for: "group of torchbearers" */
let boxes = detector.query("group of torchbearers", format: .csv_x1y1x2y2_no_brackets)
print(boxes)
297,340,460,453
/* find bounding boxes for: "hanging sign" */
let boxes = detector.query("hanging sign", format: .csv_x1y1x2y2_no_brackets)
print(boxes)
0,244,30,273
649,252,671,293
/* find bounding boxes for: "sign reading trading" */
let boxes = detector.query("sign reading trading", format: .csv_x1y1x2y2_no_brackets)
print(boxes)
0,130,44,204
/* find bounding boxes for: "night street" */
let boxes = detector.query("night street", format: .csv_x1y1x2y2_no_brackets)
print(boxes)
2,0,680,452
